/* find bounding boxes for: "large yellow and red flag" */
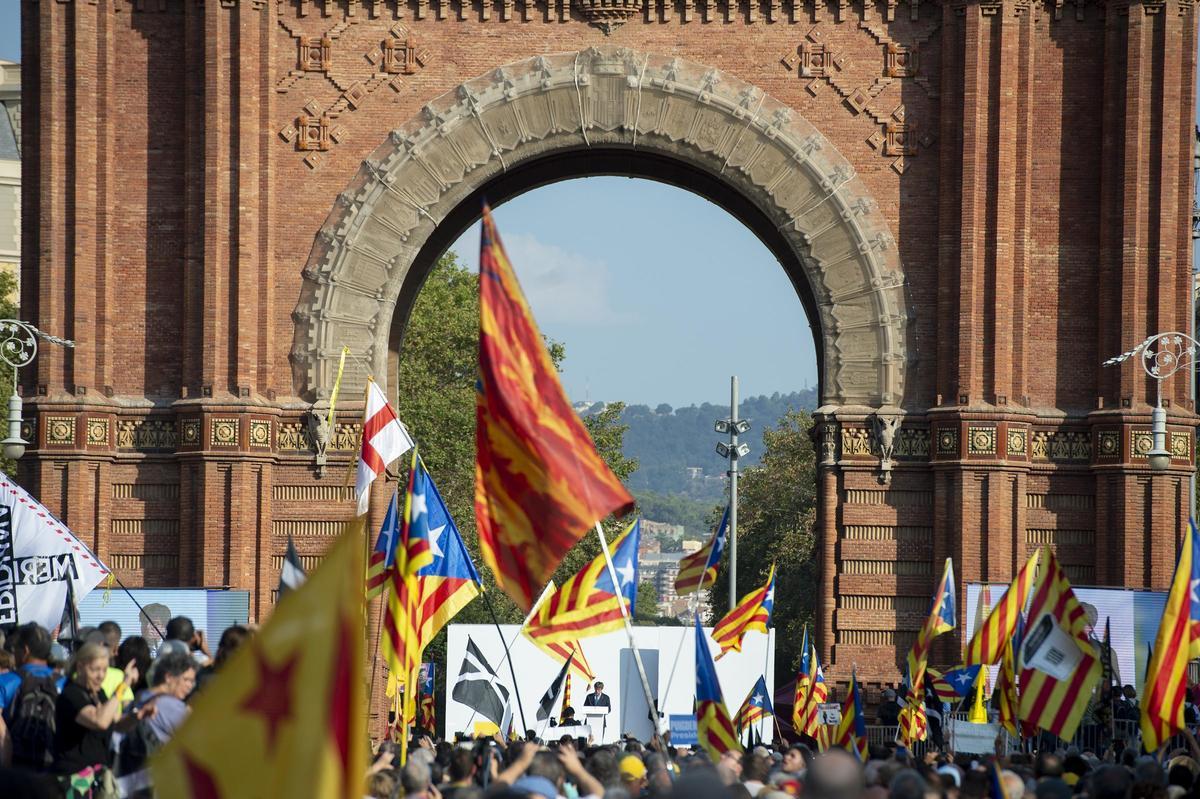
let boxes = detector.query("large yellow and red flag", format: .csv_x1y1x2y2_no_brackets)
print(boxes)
153,521,367,798
1141,520,1200,751
1017,549,1101,740
520,589,597,683
965,549,1039,666
475,204,634,611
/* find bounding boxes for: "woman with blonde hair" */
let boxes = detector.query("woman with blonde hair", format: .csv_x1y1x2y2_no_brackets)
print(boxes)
53,641,155,775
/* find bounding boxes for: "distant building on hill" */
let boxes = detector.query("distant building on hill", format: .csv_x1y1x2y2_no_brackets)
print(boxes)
680,539,701,554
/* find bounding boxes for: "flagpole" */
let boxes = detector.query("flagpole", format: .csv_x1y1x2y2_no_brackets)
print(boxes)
483,590,529,735
463,582,554,733
660,558,714,726
592,521,659,739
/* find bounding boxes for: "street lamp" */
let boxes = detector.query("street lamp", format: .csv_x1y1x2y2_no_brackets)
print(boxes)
715,376,750,610
0,320,75,461
1104,331,1198,472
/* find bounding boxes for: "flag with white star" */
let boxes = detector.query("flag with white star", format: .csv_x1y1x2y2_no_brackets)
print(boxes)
712,563,775,659
524,519,641,646
734,674,774,732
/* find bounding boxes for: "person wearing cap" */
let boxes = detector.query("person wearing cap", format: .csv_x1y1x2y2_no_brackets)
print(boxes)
877,688,901,727
620,754,648,796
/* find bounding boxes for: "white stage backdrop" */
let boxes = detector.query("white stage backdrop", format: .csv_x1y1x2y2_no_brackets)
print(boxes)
445,624,776,744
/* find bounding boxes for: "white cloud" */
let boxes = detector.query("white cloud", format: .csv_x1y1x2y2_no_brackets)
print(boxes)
494,232,630,327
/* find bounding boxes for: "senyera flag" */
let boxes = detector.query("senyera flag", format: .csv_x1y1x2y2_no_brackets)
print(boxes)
0,472,109,630
356,378,414,517
1140,519,1200,751
474,203,634,611
965,549,1038,666
835,669,868,762
793,629,828,738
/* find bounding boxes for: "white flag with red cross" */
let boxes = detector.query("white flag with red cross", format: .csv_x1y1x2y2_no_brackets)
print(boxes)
356,379,415,516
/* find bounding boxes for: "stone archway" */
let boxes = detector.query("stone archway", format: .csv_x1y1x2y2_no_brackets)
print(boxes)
291,46,909,410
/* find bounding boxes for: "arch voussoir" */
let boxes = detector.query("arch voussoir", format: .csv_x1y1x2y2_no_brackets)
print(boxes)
291,46,910,411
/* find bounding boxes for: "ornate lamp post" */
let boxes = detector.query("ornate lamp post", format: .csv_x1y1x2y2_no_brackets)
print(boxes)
0,321,75,461
1104,331,1198,472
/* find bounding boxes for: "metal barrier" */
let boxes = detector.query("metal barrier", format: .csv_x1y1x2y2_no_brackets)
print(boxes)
864,716,1145,757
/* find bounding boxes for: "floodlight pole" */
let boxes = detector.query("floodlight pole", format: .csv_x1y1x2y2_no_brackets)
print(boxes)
729,376,739,611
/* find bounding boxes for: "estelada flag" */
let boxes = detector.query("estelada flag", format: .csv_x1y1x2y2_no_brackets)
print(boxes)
474,204,634,611
835,669,868,762
1141,519,1200,751
694,615,741,762
712,564,775,658
906,557,956,682
1017,548,1101,740
524,520,640,646
675,507,728,596
152,520,367,798
734,675,774,732
794,632,828,738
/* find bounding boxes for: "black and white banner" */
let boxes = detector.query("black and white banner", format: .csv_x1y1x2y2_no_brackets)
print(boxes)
0,472,109,629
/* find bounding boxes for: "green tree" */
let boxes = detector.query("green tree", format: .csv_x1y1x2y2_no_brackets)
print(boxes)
634,580,659,622
707,411,818,674
393,252,640,711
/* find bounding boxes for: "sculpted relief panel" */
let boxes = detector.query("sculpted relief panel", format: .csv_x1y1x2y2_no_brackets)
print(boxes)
292,48,910,410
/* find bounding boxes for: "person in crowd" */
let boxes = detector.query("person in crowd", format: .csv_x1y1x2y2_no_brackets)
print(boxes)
53,641,154,775
97,621,127,709
140,651,194,744
194,624,251,694
138,604,171,654
3,624,59,769
621,753,649,796
876,688,902,727
583,681,611,708
116,636,152,697
164,616,211,668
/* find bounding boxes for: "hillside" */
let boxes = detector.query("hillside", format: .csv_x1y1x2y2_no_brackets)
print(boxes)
601,389,818,501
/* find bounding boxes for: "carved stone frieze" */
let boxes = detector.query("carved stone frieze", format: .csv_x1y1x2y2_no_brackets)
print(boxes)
292,48,909,409
841,427,872,457
967,426,996,456
116,420,177,452
820,422,838,465
1031,430,1091,462
893,428,929,459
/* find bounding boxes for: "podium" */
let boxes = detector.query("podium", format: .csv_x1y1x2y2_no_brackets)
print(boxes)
582,707,610,742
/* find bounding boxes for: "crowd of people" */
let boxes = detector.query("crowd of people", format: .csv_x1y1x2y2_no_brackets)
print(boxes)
0,616,251,797
0,614,1194,799
368,729,1200,799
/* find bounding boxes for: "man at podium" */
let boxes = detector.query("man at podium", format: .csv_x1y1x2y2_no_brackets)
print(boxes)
583,681,611,709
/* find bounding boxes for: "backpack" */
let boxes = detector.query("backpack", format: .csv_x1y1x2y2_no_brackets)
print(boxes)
117,717,163,777
9,671,58,769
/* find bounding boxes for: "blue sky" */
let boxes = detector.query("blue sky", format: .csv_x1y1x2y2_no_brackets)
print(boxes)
0,9,815,408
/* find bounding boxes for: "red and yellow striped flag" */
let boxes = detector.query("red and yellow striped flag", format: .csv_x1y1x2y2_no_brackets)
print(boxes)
1140,520,1200,751
965,550,1039,666
695,617,741,762
712,564,775,658
996,636,1020,736
474,205,635,612
1017,549,1101,740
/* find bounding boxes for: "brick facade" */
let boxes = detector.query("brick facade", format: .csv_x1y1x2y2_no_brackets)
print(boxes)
18,0,1198,685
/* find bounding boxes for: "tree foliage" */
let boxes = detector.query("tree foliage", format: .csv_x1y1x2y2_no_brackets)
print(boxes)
706,411,819,675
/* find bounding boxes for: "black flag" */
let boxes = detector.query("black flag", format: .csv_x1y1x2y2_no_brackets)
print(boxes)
536,652,574,722
452,637,511,726
277,536,307,598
